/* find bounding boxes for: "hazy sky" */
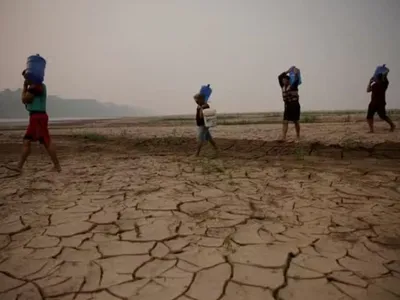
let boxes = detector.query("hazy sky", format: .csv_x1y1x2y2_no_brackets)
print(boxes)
1,0,399,115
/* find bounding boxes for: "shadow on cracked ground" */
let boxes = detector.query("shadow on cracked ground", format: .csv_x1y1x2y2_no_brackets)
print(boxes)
0,135,400,300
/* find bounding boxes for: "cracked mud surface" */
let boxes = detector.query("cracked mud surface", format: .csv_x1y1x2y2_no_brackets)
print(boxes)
1,123,400,300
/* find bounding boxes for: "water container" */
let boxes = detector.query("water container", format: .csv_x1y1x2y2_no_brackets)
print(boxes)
373,64,389,79
289,67,302,86
25,54,46,84
199,84,212,102
203,108,217,128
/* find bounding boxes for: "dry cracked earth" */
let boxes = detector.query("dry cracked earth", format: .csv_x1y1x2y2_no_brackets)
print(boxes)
0,124,400,300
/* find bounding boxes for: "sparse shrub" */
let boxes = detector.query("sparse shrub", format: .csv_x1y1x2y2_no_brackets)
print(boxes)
82,133,108,142
302,115,317,123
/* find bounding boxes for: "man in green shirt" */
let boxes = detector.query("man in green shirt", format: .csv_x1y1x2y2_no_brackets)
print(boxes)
10,70,61,172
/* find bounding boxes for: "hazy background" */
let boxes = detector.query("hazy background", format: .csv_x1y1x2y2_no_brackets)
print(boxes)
1,0,399,116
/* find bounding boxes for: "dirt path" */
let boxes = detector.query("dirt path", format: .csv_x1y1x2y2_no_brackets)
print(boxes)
0,124,400,299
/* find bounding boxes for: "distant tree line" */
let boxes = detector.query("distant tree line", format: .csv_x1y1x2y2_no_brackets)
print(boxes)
0,89,147,118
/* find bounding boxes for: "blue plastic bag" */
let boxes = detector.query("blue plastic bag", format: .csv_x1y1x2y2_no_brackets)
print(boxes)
288,67,302,86
373,64,389,79
199,84,212,102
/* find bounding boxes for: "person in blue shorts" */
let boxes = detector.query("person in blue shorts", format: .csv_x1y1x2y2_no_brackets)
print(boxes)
194,93,218,157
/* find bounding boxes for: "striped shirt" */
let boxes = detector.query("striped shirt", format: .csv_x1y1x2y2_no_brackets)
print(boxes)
278,72,299,103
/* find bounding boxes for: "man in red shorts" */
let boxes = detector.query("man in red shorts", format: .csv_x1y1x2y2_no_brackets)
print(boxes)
9,70,61,172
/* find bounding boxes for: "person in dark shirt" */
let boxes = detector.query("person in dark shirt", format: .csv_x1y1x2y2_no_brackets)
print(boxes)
278,68,301,141
194,93,218,157
366,73,395,133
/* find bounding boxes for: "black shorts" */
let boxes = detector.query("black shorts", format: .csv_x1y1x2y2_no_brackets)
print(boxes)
367,103,387,119
283,101,301,122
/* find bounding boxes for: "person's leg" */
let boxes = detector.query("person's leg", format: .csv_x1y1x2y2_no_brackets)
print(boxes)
196,127,205,156
281,121,289,141
389,120,396,132
206,129,218,155
377,106,396,131
381,116,395,131
12,116,35,172
294,122,300,139
367,119,374,133
209,138,218,150
196,141,203,156
16,139,32,171
366,104,375,133
41,114,61,171
280,103,289,141
293,102,301,140
43,142,61,171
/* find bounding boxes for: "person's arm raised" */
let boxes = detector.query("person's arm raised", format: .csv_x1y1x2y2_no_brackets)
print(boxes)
278,72,286,88
21,81,34,104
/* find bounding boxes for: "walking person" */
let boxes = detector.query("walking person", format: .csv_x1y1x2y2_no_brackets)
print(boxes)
278,67,301,141
8,70,61,173
194,93,218,157
366,72,396,133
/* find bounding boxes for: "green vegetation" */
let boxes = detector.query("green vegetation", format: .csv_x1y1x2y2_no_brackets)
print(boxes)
71,132,108,142
301,115,317,123
83,133,108,142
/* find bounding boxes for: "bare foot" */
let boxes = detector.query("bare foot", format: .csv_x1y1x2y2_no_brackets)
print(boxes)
368,130,374,134
390,125,396,132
